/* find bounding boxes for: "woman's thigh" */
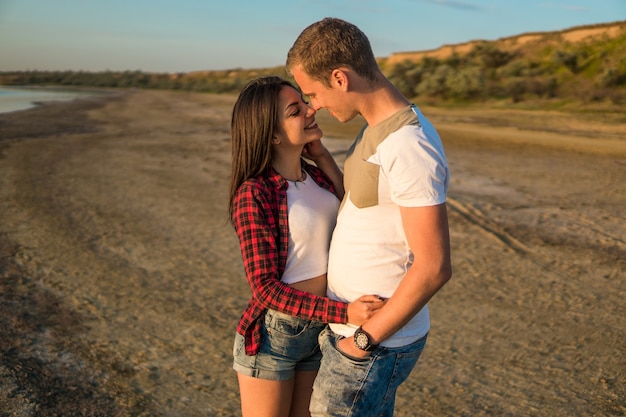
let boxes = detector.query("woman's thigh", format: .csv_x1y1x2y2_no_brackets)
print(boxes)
237,373,294,417
290,370,317,417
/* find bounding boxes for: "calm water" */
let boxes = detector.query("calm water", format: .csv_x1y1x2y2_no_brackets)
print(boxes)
0,86,98,114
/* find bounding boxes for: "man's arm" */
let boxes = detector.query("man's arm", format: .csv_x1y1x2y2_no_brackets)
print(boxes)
338,202,452,357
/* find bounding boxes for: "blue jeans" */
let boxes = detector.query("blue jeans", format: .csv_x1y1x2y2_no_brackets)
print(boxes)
232,309,326,381
310,327,428,417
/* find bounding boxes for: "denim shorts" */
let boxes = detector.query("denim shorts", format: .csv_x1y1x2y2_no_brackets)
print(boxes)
232,309,326,381
310,326,428,417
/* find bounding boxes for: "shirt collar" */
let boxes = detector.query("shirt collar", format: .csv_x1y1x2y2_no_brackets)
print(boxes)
266,166,289,190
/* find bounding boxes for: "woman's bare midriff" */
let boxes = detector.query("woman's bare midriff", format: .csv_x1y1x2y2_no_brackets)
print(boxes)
288,274,327,297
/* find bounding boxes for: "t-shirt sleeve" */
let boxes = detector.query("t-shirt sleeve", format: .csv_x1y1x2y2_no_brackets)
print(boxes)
376,125,449,207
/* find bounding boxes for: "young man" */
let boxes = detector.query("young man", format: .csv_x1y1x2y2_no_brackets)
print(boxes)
287,18,452,416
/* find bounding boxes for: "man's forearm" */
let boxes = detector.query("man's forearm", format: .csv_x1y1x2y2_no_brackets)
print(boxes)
360,265,451,344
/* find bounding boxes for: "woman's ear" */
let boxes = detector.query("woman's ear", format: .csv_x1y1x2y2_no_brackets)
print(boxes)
271,136,281,145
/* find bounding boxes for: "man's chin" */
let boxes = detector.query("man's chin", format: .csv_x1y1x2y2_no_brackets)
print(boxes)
329,112,344,122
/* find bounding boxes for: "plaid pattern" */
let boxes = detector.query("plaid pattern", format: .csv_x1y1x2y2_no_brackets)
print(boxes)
232,160,349,355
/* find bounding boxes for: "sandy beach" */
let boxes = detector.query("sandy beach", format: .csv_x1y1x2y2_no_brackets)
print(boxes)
1,89,624,416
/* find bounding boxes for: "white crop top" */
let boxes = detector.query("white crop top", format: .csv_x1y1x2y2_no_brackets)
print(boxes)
281,173,340,285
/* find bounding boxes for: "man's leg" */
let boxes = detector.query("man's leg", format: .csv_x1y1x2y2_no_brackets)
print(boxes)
310,328,427,417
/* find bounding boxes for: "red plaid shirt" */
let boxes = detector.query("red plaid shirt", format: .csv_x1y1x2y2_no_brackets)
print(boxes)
231,160,349,355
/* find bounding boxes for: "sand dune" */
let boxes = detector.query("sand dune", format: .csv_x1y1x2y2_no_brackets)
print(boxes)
0,90,624,416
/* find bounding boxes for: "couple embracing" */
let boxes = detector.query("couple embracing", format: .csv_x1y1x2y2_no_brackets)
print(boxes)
228,18,451,417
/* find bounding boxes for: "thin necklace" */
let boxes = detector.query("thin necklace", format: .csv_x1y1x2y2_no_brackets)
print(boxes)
288,169,306,189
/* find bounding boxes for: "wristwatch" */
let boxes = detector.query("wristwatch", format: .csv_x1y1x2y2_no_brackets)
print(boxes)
353,326,378,351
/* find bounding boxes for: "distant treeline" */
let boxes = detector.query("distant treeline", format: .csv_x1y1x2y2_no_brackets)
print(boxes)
0,66,289,95
2,22,625,107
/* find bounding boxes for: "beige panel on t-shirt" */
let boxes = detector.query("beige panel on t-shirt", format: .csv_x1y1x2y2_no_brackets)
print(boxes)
342,107,421,210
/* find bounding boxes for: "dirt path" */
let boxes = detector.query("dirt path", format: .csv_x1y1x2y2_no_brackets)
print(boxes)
0,90,624,416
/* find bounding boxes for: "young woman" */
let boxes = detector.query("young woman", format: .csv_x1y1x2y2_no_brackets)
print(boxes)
229,76,385,417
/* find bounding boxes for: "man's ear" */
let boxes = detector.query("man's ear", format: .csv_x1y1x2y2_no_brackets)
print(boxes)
330,68,349,91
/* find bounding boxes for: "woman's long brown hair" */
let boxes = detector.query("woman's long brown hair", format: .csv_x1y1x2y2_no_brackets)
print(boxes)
228,76,295,221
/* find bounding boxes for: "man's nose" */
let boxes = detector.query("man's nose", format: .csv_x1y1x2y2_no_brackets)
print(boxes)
309,98,321,111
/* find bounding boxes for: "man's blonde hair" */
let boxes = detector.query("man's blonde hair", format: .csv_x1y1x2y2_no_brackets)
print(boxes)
286,17,379,87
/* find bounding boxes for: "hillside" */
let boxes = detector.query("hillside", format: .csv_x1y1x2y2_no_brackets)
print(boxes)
379,20,626,108
385,21,625,64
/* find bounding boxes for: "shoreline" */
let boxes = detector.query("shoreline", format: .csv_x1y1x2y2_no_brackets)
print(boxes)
0,85,114,115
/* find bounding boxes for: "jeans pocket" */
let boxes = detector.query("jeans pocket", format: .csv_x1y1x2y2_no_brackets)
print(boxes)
264,309,307,338
332,336,373,363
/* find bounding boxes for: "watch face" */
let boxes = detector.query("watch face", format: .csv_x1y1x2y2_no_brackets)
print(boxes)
355,331,369,349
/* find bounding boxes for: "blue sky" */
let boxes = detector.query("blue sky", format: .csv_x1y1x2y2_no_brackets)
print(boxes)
1,0,624,73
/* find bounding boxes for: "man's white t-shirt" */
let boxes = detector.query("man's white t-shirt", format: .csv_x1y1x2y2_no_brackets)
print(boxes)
327,105,449,347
